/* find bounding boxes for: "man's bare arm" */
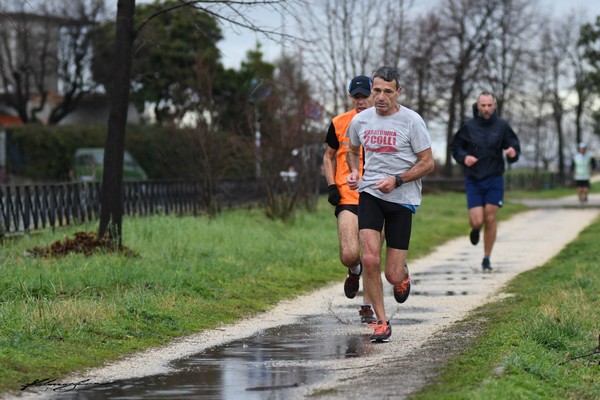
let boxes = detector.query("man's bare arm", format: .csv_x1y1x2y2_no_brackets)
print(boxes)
402,147,435,182
346,143,361,190
323,145,337,186
346,143,360,174
375,147,435,193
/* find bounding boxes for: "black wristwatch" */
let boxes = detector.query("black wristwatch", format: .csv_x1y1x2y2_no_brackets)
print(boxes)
395,175,403,188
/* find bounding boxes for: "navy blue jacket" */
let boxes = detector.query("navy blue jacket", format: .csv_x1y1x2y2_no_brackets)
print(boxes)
450,104,520,180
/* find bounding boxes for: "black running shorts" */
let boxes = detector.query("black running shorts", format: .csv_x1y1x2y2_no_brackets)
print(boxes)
335,204,358,218
358,192,412,250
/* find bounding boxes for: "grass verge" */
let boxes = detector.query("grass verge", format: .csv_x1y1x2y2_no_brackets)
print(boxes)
413,211,600,399
0,191,525,395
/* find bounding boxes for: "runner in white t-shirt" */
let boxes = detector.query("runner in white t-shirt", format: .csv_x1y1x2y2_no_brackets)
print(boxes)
346,66,434,341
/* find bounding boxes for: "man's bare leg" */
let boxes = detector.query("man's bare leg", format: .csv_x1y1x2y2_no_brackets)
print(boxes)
360,228,385,321
338,210,372,303
483,204,499,258
384,247,408,285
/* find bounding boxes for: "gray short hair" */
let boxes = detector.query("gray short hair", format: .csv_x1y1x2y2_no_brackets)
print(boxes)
373,66,402,89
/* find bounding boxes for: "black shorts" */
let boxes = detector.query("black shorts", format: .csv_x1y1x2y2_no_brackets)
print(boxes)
358,192,412,250
335,204,358,218
575,180,590,188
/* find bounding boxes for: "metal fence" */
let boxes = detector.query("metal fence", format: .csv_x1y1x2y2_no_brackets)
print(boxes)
504,171,566,190
0,179,264,235
423,171,565,193
0,172,565,236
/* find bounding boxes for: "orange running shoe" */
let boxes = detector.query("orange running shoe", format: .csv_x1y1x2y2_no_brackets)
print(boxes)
370,320,391,341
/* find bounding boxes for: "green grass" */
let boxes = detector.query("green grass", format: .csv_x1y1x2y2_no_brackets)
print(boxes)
0,205,347,385
412,191,524,257
0,188,588,397
508,177,600,199
507,187,575,199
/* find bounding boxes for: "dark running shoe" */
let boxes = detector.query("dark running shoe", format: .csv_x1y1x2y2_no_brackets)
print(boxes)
470,228,480,245
344,270,360,299
359,304,377,324
370,320,392,341
393,267,411,304
482,257,492,272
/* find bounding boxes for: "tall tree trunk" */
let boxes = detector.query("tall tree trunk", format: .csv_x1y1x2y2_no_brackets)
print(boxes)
552,93,565,183
444,73,463,178
444,90,458,177
98,0,136,246
575,101,583,145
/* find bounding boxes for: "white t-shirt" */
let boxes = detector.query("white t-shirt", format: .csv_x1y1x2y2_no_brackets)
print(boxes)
347,105,432,205
573,153,593,180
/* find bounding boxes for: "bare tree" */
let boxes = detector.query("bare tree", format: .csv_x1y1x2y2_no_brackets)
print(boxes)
0,7,59,124
259,55,318,219
402,11,443,118
300,0,375,115
525,24,553,174
299,0,417,117
569,12,597,145
541,18,581,182
0,0,106,125
380,0,415,69
293,0,598,180
437,0,499,177
482,0,540,117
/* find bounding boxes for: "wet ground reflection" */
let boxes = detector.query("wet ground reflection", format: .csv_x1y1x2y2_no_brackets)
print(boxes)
43,266,480,399
56,315,372,399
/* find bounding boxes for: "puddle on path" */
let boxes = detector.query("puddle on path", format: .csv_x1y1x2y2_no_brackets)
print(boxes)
54,315,375,399
37,267,479,399
413,290,470,296
410,269,477,297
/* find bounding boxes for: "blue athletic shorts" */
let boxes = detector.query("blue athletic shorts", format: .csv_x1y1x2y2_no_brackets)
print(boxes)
465,175,504,209
358,192,412,250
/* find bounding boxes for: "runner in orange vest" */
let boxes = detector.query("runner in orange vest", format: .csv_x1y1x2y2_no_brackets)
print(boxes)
323,75,375,323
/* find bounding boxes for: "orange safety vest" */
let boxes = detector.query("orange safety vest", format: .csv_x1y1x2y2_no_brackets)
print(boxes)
332,109,363,205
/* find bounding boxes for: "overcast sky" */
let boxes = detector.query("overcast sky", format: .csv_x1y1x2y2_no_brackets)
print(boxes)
217,0,600,69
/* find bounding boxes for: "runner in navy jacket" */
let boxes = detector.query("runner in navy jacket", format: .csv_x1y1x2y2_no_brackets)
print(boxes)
450,91,520,272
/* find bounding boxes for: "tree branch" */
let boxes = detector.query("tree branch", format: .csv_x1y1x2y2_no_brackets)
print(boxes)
135,0,302,43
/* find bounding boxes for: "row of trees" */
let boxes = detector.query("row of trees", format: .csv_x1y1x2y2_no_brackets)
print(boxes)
0,0,315,243
94,0,318,242
4,1,600,177
1,0,600,243
299,0,600,180
0,0,296,130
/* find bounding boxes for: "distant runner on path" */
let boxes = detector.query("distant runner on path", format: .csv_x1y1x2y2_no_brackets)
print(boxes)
571,142,596,206
450,91,520,273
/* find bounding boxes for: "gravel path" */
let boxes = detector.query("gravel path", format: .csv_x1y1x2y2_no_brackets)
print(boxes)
301,205,599,399
9,195,600,400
